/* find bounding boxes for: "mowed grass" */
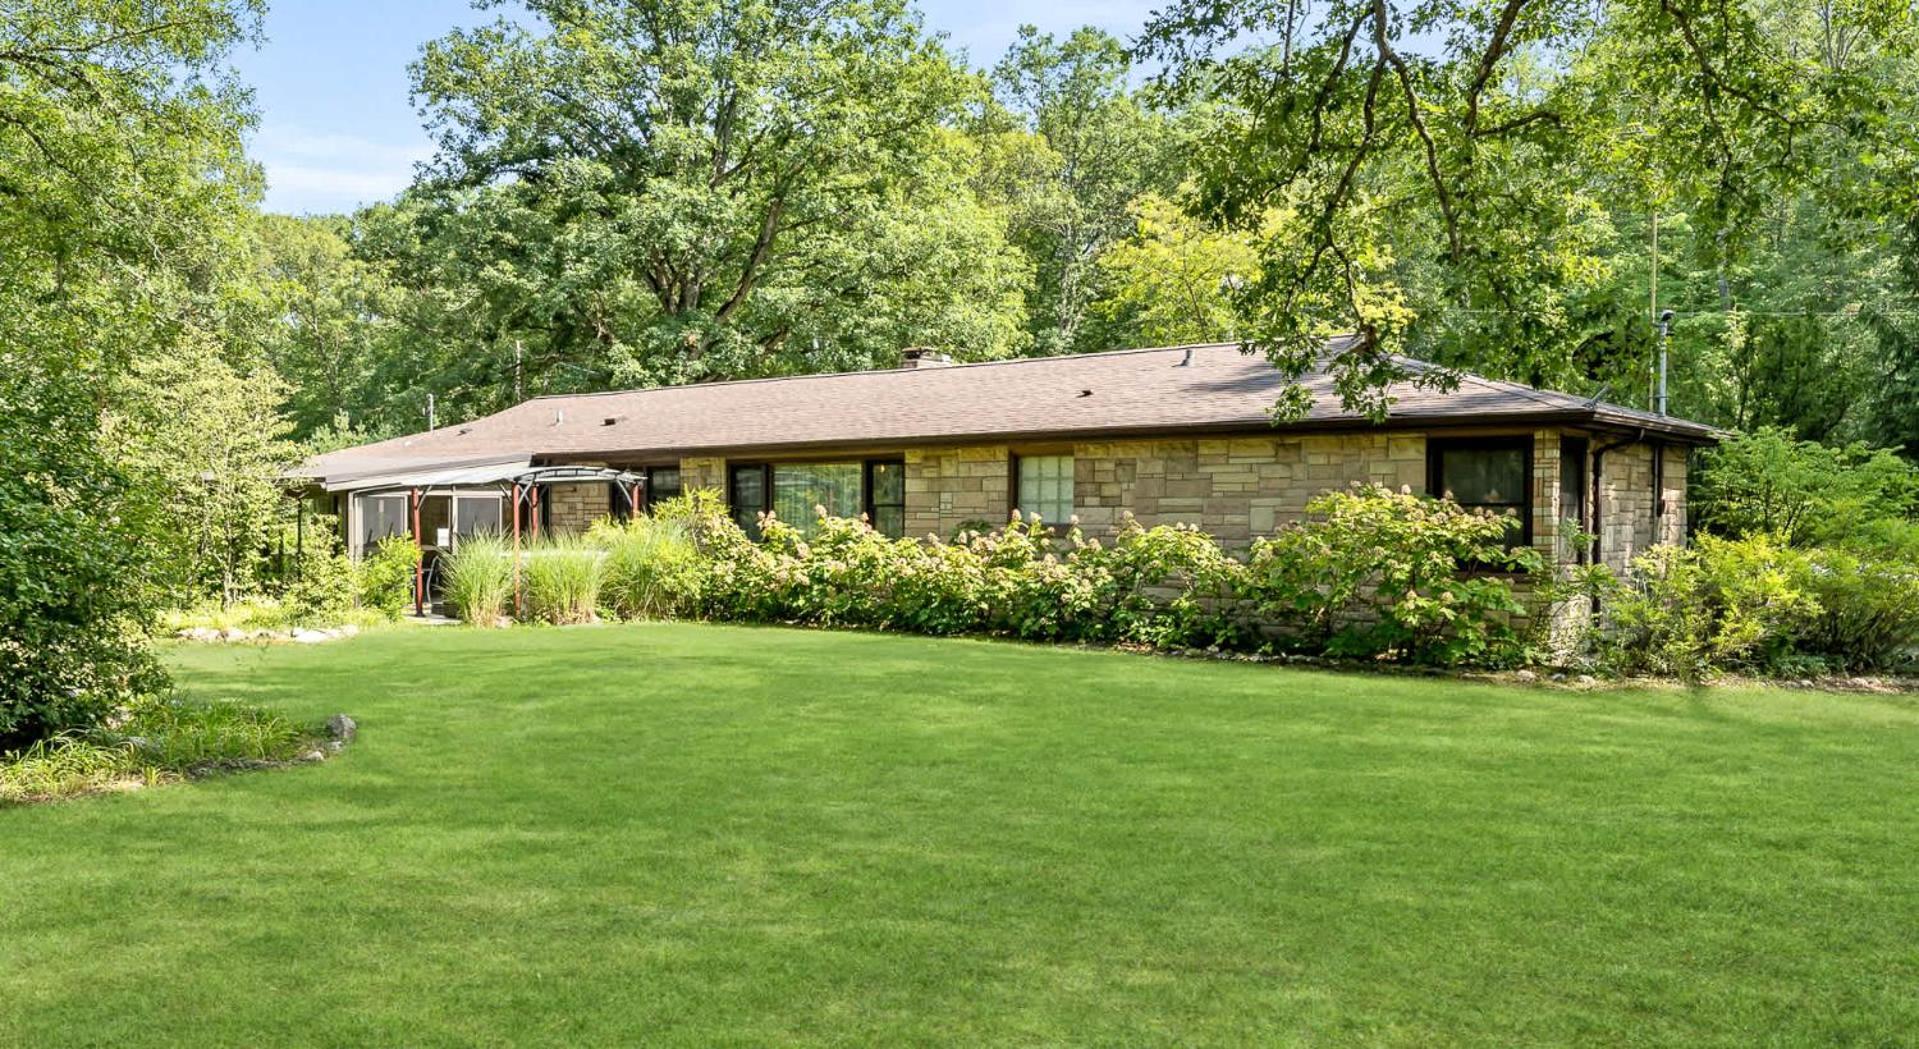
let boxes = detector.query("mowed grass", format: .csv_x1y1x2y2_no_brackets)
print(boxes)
3,625,1918,1048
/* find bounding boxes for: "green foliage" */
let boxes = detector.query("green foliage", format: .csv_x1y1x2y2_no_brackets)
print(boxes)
1601,535,1822,679
439,533,515,627
1246,484,1539,666
591,517,705,621
626,486,1520,664
521,535,604,626
1,695,319,806
1139,0,1919,425
1800,549,1919,674
1695,428,1919,547
356,537,422,620
1094,193,1259,345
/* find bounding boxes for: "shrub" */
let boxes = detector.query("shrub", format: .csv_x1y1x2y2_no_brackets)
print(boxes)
591,516,704,620
1245,484,1539,666
522,534,603,625
440,533,515,627
1695,428,1919,548
1798,549,1919,673
356,536,422,619
1601,535,1820,679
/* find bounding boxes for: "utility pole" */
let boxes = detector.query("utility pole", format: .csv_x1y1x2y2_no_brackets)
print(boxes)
514,339,525,401
426,392,436,431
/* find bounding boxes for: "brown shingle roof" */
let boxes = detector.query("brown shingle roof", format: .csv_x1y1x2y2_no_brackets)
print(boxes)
300,341,1718,484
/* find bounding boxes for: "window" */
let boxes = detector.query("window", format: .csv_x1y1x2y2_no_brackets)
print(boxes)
1015,454,1074,525
646,466,682,509
866,459,906,538
1428,437,1532,547
773,463,862,535
730,464,769,538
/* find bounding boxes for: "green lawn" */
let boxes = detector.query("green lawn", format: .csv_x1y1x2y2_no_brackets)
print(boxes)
3,625,1917,1047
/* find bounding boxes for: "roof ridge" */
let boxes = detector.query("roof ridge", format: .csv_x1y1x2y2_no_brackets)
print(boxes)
524,342,1244,402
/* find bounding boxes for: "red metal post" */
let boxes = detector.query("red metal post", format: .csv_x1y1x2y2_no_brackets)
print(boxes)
511,482,523,618
410,487,424,617
530,485,541,540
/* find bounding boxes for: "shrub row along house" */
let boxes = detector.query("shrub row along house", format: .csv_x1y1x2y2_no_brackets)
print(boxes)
296,341,1716,607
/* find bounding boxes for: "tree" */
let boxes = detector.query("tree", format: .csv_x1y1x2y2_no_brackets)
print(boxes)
1095,193,1258,345
385,0,1026,419
0,0,261,744
1140,0,1919,420
987,26,1178,354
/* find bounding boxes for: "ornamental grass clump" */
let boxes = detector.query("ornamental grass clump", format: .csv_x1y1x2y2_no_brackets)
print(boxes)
440,533,514,627
522,534,604,625
590,516,704,620
1,696,322,806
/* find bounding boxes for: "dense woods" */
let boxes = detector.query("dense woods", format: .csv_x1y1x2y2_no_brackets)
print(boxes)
4,0,1919,743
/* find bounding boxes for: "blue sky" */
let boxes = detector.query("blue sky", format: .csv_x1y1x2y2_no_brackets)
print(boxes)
236,0,1162,215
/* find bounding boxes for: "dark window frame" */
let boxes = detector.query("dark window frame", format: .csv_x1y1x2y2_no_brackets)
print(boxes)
1426,435,1534,548
863,458,907,538
640,465,683,513
729,463,772,537
726,458,906,539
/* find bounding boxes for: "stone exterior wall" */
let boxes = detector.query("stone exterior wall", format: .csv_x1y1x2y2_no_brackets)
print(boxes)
903,444,1012,540
680,456,726,495
1071,434,1432,550
1594,440,1688,573
610,431,1689,576
544,481,610,534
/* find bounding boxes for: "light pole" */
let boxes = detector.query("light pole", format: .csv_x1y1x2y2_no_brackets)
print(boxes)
1655,308,1674,416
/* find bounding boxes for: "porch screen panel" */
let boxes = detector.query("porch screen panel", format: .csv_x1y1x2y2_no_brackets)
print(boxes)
773,463,861,533
455,496,503,539
357,494,408,550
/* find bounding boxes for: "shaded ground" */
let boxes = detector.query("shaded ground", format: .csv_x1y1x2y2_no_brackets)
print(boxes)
3,623,1916,1047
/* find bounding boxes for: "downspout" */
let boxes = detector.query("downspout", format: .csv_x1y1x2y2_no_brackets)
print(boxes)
411,487,424,617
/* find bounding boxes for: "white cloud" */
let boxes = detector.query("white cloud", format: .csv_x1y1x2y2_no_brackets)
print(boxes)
251,125,435,215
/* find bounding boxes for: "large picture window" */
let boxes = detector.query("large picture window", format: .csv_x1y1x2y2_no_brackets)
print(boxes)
1015,454,1074,525
774,463,862,530
1428,437,1532,547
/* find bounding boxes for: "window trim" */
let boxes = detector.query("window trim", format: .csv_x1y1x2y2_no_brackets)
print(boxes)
1009,451,1076,528
1426,435,1534,548
638,465,683,513
728,463,773,536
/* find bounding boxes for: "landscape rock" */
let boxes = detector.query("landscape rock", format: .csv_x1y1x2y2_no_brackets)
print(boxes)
1514,669,1538,683
337,623,360,637
1575,674,1598,687
325,714,357,742
177,627,221,643
298,749,327,763
290,628,332,644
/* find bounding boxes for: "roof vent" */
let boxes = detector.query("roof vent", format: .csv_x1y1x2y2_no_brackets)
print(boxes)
602,416,620,427
900,347,953,370
552,409,564,427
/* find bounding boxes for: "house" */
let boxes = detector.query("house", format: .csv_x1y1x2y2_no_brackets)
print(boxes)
296,341,1716,586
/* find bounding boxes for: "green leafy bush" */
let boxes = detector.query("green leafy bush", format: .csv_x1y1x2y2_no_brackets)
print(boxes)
591,517,704,620
522,534,603,625
1695,428,1919,548
1799,550,1919,674
356,536,422,619
1245,484,1539,666
1601,535,1821,679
